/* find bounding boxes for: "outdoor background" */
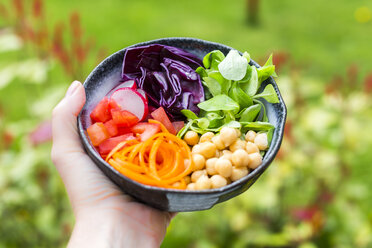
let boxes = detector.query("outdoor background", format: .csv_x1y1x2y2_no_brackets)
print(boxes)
1,0,372,247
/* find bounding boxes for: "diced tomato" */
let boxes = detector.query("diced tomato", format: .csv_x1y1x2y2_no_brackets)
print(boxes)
131,122,161,142
98,133,136,155
111,109,139,127
108,98,121,111
90,97,111,123
87,122,110,146
104,120,118,137
117,127,133,135
172,121,184,133
150,107,176,134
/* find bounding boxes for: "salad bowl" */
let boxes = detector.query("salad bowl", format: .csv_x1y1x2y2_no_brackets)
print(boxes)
77,37,287,212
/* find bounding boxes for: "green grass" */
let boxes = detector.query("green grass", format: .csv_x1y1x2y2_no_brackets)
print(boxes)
2,0,371,80
37,0,372,81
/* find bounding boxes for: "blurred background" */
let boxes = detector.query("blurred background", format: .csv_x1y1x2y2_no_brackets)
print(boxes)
1,0,372,247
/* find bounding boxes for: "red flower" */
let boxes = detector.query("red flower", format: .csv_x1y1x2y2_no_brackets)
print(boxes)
29,121,52,146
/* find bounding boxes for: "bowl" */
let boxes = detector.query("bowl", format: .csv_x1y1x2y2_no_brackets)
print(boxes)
77,37,287,212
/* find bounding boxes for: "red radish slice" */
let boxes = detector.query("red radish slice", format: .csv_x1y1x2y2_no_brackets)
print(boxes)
136,89,147,102
108,80,137,96
111,88,148,121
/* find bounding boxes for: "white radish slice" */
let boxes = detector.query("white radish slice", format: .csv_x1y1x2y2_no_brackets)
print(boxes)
108,80,137,96
136,89,148,102
111,88,148,121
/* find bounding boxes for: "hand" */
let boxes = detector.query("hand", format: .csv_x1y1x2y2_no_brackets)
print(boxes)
51,81,173,248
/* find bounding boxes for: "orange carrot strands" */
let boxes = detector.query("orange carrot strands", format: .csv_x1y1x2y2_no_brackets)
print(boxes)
106,139,139,162
128,143,142,161
109,159,146,173
107,129,195,189
148,139,162,180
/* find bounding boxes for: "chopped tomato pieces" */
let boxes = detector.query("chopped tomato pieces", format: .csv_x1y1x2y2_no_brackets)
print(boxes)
131,122,161,142
87,122,110,146
111,109,139,127
98,133,136,154
104,120,118,137
90,97,111,123
172,121,184,133
109,98,121,111
151,107,176,134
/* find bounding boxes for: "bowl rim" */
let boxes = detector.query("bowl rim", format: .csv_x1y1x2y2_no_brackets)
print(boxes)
77,37,287,195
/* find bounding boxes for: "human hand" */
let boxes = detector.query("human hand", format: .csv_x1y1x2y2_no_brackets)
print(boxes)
51,81,173,248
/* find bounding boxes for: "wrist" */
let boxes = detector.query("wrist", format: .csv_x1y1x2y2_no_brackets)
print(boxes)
68,213,160,248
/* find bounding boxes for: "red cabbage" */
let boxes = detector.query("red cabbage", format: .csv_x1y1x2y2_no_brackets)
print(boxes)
121,44,204,120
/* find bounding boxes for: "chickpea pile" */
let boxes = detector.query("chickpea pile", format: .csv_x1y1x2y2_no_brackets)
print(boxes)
182,127,268,190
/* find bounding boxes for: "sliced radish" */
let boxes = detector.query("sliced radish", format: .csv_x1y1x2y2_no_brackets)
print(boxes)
136,89,147,102
108,80,137,96
111,88,148,121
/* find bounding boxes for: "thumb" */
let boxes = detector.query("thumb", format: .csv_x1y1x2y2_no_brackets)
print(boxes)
51,81,86,157
51,81,121,214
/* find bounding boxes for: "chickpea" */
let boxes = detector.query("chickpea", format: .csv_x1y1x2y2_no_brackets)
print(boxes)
215,158,233,178
200,132,214,143
191,170,207,182
220,127,238,146
192,144,201,154
195,175,212,190
210,175,228,188
229,139,247,152
254,133,268,150
245,142,260,154
235,129,241,138
206,158,218,175
186,183,196,190
184,131,199,145
172,181,181,187
211,135,226,150
230,167,249,181
232,149,250,167
198,142,217,158
192,154,205,171
215,149,221,158
248,152,262,169
245,130,257,142
184,176,191,184
222,150,233,156
220,152,232,162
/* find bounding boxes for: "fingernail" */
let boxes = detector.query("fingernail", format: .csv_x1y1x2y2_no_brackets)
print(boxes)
66,81,81,97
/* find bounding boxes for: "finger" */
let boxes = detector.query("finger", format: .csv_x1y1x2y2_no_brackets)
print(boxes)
51,82,120,210
51,81,86,156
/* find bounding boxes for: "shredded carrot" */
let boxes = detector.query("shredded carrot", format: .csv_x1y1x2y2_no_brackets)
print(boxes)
106,130,194,189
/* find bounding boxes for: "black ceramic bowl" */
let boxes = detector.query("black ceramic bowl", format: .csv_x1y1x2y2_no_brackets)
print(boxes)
78,37,287,212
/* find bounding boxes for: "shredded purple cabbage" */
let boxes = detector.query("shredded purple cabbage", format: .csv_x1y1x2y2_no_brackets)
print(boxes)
121,44,204,120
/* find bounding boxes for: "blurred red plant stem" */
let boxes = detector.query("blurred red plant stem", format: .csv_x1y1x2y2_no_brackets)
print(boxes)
52,22,72,75
273,52,290,72
5,0,107,81
12,0,24,19
364,73,372,93
32,0,43,19
0,3,9,21
246,0,260,26
1,130,14,150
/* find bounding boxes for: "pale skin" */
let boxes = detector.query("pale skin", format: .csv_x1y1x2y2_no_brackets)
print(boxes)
51,81,173,248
